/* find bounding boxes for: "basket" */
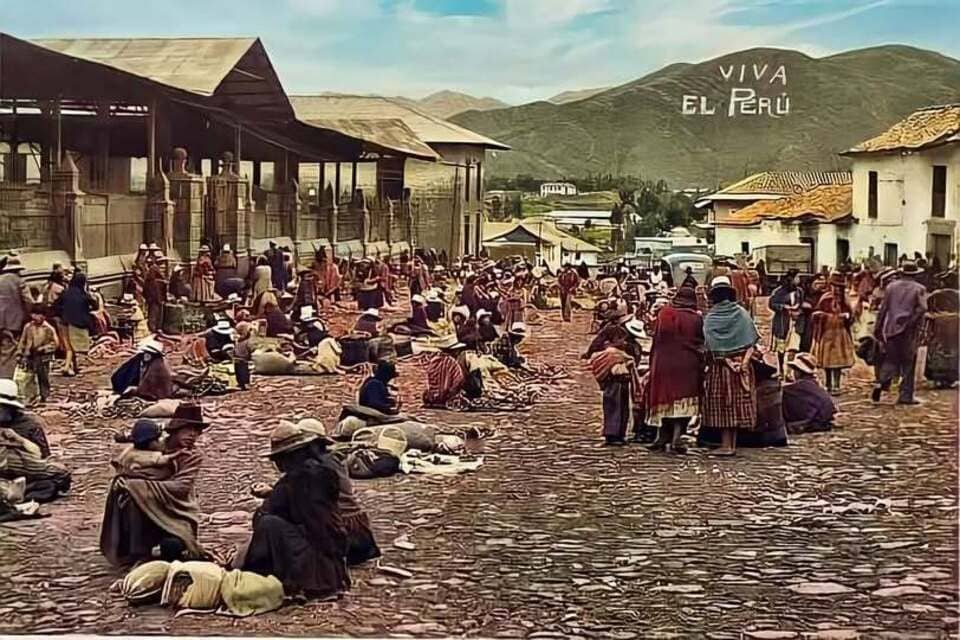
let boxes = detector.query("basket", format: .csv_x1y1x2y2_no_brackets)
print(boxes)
351,426,408,457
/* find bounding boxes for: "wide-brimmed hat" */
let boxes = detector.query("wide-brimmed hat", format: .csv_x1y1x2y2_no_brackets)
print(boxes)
265,420,319,458
476,309,492,320
131,419,163,446
296,418,335,445
223,243,232,252
120,293,137,307
138,243,149,251
0,379,25,410
411,294,426,305
432,265,445,272
165,403,209,432
508,322,527,336
147,242,160,251
878,267,898,285
828,271,846,287
450,305,470,319
789,352,819,375
899,260,924,276
625,317,646,338
2,256,25,273
361,308,380,319
138,338,164,355
673,286,698,309
435,334,467,351
300,305,317,321
212,318,235,335
425,290,440,302
199,245,211,253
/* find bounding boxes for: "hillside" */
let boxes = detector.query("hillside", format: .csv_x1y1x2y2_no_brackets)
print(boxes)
400,90,510,118
451,45,960,188
548,86,610,104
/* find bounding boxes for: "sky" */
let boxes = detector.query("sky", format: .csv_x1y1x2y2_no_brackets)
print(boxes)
2,0,958,104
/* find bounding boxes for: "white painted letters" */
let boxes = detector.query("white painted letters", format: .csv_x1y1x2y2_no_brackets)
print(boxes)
684,61,790,118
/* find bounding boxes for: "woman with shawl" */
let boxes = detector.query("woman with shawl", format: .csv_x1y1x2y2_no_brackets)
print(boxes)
313,250,341,303
54,270,98,376
768,270,801,372
190,245,217,302
700,276,760,456
809,276,855,394
589,318,646,446
408,258,431,299
646,287,703,454
100,404,208,565
921,288,959,388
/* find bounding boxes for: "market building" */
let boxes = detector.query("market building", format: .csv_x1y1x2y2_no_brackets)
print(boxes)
289,95,510,260
482,218,601,271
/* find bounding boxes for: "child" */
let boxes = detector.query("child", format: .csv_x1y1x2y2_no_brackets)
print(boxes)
111,419,182,480
17,304,58,404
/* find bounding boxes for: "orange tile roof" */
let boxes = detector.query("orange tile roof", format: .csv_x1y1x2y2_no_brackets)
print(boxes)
721,184,853,227
846,104,960,154
706,171,852,198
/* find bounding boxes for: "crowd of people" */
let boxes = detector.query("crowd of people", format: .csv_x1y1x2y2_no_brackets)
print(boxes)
0,239,956,607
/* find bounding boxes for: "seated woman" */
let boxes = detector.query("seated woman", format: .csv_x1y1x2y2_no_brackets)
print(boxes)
782,352,836,433
353,308,381,336
422,339,468,407
294,306,328,352
492,322,527,369
205,318,236,363
358,360,401,415
111,338,175,400
264,301,294,338
390,295,433,337
476,309,498,353
100,404,208,566
240,420,349,598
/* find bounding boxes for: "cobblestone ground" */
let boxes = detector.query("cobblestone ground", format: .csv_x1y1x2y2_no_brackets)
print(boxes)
0,300,957,638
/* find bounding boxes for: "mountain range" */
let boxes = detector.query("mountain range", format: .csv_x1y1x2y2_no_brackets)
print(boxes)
445,45,960,187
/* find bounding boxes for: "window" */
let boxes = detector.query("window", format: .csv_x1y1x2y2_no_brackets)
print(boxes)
883,242,898,267
239,160,254,182
836,238,850,266
201,159,212,176
932,165,947,218
130,157,148,192
740,241,750,254
868,171,878,219
260,161,275,190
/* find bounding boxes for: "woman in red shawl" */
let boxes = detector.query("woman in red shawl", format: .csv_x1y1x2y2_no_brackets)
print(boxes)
313,250,342,303
810,278,855,394
646,286,704,454
190,245,217,302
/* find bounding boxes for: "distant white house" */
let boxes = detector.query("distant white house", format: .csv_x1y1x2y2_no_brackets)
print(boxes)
841,103,960,268
540,182,578,197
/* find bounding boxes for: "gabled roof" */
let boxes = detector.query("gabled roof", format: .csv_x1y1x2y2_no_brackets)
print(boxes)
720,184,853,227
697,171,852,206
298,117,439,161
483,219,602,253
290,95,511,150
844,104,960,155
25,36,292,119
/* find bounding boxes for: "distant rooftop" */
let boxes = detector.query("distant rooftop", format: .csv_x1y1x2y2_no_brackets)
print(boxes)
719,184,853,227
698,171,853,205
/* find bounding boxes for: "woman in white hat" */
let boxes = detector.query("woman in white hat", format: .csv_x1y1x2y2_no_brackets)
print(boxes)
699,276,760,456
491,322,528,369
190,245,217,302
238,420,349,597
205,317,236,363
0,377,52,457
352,308,381,337
422,336,469,407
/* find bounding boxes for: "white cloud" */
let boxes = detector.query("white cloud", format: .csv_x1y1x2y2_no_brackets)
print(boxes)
503,0,613,28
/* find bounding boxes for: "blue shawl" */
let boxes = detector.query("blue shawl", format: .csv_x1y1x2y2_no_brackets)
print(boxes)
704,300,759,356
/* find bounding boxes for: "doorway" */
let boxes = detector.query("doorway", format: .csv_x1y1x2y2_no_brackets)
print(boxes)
836,238,850,267
883,242,898,267
930,233,952,270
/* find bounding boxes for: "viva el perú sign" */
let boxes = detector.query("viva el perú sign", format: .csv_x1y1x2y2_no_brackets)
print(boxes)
682,63,789,117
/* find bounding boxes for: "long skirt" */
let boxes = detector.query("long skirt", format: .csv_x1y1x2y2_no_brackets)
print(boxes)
343,511,381,566
242,514,350,597
601,377,630,440
560,291,573,322
698,377,786,447
99,487,178,566
701,353,756,431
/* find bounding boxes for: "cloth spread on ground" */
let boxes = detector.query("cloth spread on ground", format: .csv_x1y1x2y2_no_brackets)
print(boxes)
400,451,484,476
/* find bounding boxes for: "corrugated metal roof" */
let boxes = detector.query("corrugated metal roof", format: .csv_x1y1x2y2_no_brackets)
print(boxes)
30,37,257,96
290,95,511,150
301,117,439,161
719,184,853,227
845,104,960,154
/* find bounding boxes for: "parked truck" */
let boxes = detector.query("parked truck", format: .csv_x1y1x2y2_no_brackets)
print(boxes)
751,244,814,293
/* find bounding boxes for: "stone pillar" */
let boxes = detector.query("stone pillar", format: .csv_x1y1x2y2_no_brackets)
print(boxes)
357,189,370,251
386,199,395,246
52,153,85,269
146,170,174,256
285,179,304,264
403,188,414,248
205,151,251,255
169,148,205,260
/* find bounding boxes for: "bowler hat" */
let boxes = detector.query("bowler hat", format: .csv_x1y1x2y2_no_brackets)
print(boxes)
265,420,319,457
131,419,163,446
899,260,924,276
165,403,209,432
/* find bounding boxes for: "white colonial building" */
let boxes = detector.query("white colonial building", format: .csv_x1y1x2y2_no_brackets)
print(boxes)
696,171,854,268
539,182,578,198
842,103,960,268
